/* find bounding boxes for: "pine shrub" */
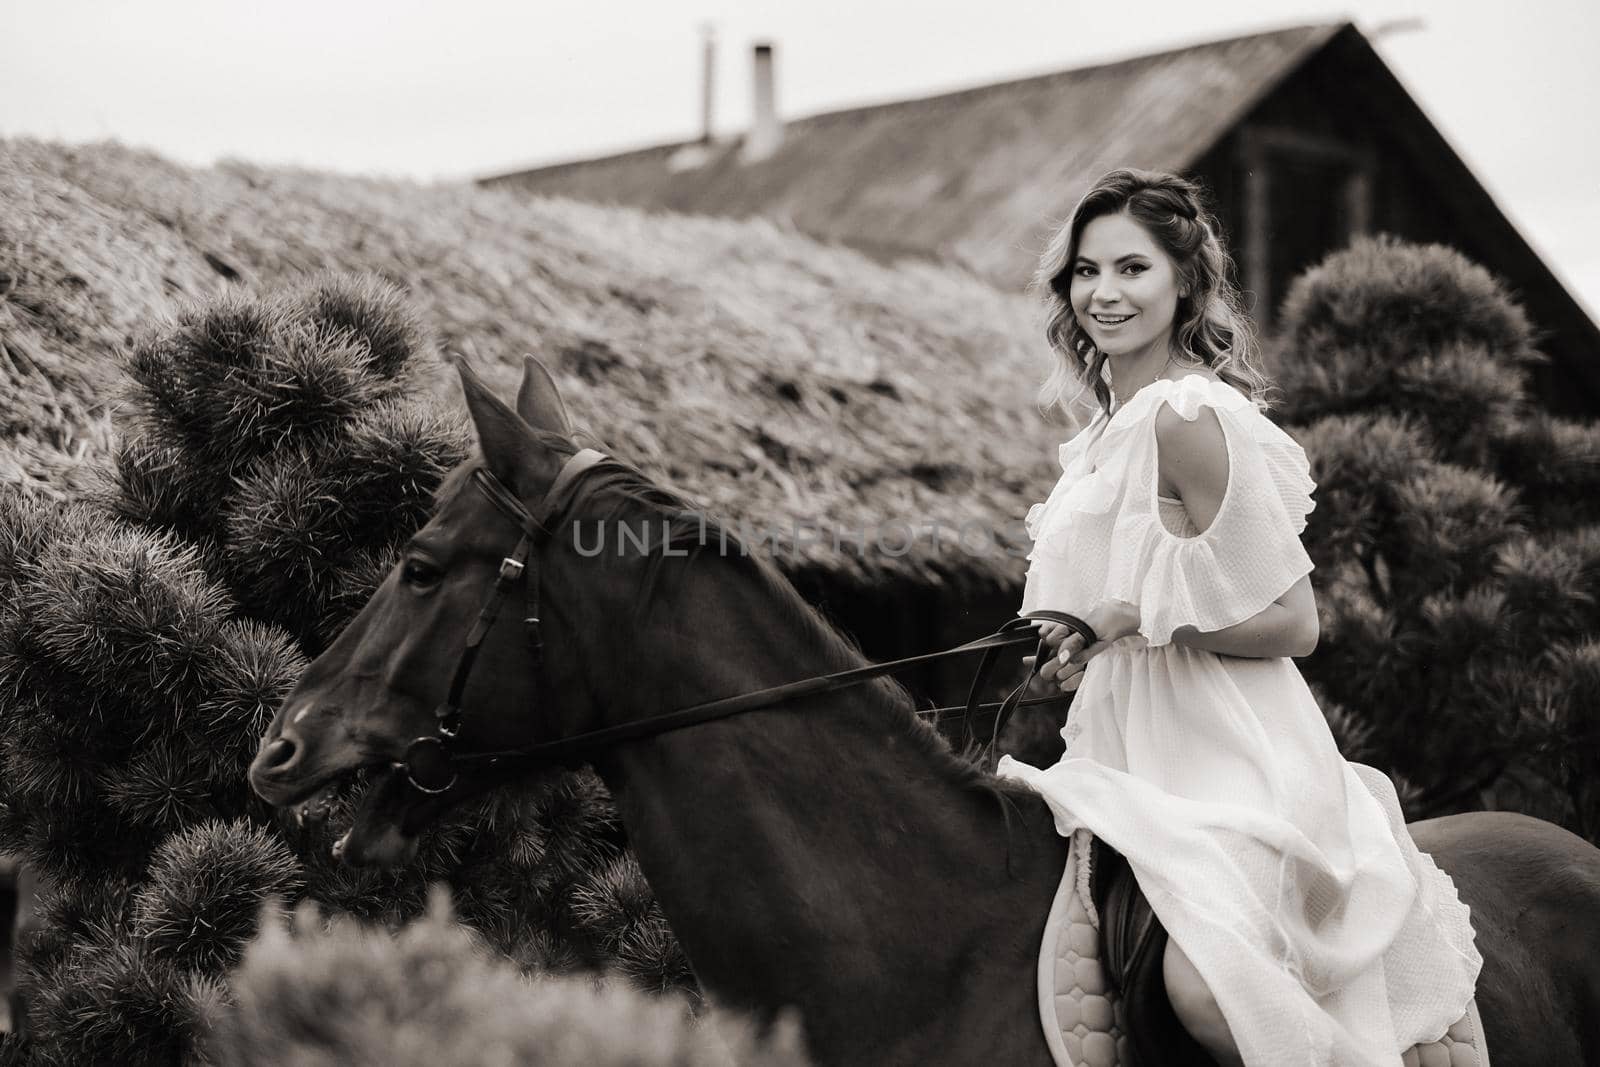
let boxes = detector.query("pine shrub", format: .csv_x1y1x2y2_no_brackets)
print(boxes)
208,892,808,1067
109,275,467,652
21,939,227,1067
133,821,303,974
1279,235,1600,833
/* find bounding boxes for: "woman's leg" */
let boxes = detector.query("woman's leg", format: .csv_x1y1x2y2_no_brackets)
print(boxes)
1163,936,1244,1067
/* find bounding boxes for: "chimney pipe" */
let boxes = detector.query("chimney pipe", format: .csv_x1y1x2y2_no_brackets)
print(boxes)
743,41,782,163
699,26,715,144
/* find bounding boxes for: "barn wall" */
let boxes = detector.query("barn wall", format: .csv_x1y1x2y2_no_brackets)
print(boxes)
1192,41,1596,413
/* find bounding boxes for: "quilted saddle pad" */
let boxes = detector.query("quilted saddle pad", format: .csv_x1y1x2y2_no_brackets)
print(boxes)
1037,829,1490,1067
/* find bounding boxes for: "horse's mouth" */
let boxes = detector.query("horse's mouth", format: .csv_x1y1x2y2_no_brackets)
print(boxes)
287,761,462,869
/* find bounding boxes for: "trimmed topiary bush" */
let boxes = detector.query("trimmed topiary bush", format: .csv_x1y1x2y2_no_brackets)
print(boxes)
1277,235,1600,834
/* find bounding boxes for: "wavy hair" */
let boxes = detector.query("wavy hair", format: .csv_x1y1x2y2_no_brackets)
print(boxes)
1033,168,1274,421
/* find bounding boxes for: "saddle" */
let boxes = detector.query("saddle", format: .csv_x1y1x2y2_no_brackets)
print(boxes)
1087,835,1215,1067
1036,832,1490,1067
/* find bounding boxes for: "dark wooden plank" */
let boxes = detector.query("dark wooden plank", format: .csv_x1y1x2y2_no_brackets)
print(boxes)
0,856,27,1037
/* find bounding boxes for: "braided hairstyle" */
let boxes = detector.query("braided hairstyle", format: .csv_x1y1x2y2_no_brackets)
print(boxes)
1033,168,1273,421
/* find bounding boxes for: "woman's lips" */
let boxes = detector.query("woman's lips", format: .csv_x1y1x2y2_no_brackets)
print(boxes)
1091,312,1136,329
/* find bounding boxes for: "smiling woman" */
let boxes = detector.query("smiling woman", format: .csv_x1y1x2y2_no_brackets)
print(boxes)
1003,168,1482,1067
1068,214,1185,379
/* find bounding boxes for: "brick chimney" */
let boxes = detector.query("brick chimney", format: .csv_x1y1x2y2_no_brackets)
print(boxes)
742,42,783,163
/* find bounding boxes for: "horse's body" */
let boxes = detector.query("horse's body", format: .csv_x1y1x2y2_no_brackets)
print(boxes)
573,641,1600,1066
587,651,1068,1065
1408,812,1600,1064
250,358,1600,1066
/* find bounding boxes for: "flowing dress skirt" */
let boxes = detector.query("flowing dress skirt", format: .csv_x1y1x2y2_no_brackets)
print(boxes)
999,639,1482,1066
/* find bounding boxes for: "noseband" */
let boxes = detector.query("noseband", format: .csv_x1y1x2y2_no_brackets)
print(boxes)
399,448,1098,795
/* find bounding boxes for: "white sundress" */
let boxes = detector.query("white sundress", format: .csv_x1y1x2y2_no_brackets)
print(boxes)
997,373,1482,1067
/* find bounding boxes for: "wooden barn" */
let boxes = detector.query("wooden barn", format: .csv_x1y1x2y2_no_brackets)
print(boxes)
483,21,1600,415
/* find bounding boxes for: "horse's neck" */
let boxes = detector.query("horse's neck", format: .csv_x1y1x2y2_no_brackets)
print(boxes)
589,575,1063,1026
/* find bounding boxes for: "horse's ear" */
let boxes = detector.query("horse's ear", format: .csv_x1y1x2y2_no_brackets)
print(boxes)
515,355,573,436
454,357,535,487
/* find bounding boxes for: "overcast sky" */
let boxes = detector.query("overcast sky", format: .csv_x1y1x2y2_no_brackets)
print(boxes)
5,0,1596,316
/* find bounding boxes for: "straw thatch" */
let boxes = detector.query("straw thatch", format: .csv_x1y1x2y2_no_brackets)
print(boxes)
0,138,1072,590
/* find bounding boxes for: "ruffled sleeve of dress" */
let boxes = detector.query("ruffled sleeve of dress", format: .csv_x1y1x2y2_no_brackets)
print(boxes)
1024,411,1109,547
1109,376,1317,646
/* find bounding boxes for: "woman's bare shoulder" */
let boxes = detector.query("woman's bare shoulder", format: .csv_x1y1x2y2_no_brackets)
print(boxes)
1154,401,1227,459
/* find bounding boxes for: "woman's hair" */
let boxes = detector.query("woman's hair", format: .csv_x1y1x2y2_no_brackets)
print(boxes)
1033,168,1273,420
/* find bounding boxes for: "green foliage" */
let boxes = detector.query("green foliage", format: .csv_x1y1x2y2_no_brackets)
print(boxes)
21,939,227,1067
1289,413,1432,565
16,875,139,990
0,507,271,879
107,274,469,651
1278,234,1540,377
1279,236,1600,832
11,875,227,1067
133,821,304,973
570,856,694,994
1491,412,1600,529
209,892,809,1067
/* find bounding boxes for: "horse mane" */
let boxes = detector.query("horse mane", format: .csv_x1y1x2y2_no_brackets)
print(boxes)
436,430,1038,813
431,459,478,506
556,453,1037,807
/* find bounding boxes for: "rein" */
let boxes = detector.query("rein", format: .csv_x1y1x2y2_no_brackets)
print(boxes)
399,449,1099,795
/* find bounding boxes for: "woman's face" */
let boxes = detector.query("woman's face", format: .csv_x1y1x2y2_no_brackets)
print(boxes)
1069,211,1184,361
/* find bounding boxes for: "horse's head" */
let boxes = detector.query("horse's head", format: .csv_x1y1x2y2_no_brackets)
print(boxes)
248,356,631,867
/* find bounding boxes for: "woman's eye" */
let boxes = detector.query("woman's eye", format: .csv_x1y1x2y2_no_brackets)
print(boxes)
402,559,440,587
1074,266,1096,277
1123,264,1147,275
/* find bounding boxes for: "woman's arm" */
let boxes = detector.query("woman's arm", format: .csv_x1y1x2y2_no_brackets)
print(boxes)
1156,406,1319,659
1033,575,1317,694
1034,404,1322,689
1169,574,1319,658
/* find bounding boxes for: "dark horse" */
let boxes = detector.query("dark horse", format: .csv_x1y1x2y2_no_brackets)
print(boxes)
250,357,1600,1066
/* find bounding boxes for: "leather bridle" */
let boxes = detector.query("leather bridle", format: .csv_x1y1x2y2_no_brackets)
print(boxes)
397,448,1100,795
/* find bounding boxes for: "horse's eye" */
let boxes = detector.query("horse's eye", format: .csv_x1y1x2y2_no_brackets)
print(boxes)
401,558,440,588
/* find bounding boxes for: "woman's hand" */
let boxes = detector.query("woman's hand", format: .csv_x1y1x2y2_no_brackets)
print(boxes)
1023,602,1140,692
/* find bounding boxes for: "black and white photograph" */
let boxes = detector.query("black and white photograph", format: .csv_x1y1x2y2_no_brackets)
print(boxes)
2,1,1598,1064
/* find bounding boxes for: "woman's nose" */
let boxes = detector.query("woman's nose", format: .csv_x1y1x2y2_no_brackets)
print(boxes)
1090,279,1121,304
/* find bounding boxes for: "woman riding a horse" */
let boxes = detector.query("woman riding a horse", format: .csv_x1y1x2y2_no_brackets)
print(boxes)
1000,168,1482,1066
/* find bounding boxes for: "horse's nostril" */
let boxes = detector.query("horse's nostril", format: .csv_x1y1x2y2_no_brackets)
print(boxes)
256,737,298,774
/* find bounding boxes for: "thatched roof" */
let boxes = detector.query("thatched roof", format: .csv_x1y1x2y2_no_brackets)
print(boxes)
480,23,1342,288
1,138,1078,591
